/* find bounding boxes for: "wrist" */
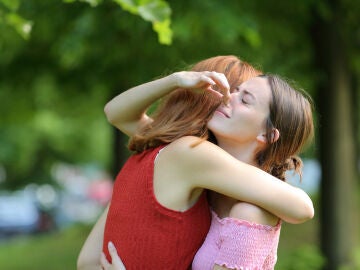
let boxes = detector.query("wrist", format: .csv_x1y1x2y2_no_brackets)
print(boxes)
168,72,182,89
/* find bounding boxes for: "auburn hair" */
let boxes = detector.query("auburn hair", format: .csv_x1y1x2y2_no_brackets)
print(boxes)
128,55,262,152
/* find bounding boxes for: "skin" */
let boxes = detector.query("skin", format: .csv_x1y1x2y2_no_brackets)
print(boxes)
78,71,314,270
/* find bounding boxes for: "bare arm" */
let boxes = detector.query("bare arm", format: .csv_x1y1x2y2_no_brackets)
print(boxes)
77,205,109,270
104,71,230,136
164,137,314,224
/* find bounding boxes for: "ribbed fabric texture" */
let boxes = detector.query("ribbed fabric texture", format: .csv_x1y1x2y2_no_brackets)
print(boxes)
192,210,281,270
103,145,211,270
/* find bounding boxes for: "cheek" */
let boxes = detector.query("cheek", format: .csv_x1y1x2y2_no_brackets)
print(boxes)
233,109,257,124
206,116,221,131
233,111,266,132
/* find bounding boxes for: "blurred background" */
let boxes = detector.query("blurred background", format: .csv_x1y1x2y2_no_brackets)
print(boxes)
0,0,359,269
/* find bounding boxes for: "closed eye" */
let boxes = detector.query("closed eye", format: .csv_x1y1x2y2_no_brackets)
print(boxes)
242,90,255,104
241,92,253,104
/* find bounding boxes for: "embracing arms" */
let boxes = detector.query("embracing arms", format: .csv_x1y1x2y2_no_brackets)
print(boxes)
164,137,314,224
103,71,313,224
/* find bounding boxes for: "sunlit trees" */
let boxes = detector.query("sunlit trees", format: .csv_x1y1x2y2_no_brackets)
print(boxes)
0,0,359,268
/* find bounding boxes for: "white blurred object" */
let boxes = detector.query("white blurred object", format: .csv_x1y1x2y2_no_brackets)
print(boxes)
0,190,39,233
36,184,58,210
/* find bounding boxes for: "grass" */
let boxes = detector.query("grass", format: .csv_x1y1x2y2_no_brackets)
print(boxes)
0,224,92,270
0,220,321,270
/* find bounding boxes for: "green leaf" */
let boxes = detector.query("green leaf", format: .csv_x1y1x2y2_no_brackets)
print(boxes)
113,0,173,44
113,0,138,14
138,0,171,22
65,0,173,44
153,18,172,45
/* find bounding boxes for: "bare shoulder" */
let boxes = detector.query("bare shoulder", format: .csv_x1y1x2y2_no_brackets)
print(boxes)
155,136,202,171
157,136,231,183
161,136,224,161
229,202,279,226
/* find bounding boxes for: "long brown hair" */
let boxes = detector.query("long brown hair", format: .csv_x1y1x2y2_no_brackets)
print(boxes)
128,55,262,152
256,75,315,181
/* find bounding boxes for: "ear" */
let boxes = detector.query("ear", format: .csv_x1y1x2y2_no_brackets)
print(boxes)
256,128,280,144
270,128,280,143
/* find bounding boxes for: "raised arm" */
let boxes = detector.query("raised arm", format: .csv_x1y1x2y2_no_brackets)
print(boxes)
104,71,230,136
163,137,314,224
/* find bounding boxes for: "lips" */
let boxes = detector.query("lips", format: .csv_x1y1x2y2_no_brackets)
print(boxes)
215,108,230,118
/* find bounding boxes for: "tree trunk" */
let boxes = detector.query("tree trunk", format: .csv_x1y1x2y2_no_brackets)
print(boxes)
311,1,359,269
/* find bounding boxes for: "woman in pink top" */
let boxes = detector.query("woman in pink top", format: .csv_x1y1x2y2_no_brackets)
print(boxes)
78,56,314,270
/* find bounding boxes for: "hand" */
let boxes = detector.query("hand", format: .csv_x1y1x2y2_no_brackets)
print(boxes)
172,71,230,105
101,242,126,270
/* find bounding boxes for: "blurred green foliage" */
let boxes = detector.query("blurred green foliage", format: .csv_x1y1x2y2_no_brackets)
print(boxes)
276,245,326,269
0,0,358,190
0,0,33,39
0,1,359,268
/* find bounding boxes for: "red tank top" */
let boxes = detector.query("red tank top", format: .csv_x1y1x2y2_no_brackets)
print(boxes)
103,145,211,269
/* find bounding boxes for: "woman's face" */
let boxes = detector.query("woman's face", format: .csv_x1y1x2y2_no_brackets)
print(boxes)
207,77,272,145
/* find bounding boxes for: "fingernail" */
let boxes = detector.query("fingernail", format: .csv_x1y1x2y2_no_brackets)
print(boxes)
108,241,115,250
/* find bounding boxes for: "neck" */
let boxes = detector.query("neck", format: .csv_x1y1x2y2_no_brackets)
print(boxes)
216,139,258,166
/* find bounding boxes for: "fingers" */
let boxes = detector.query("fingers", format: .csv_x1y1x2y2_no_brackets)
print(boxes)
205,71,230,91
101,242,126,270
175,71,230,104
108,242,125,267
199,74,216,87
204,71,230,105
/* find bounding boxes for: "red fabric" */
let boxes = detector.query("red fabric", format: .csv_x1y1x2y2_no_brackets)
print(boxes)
103,146,211,270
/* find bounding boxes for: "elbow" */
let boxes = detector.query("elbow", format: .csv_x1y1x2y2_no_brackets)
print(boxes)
104,103,114,124
291,197,315,224
104,102,120,126
298,206,314,224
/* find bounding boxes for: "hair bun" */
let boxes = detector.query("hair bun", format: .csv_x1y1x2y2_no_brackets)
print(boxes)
270,156,303,181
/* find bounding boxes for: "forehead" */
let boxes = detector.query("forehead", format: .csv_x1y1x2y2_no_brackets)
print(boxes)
239,77,271,100
240,77,269,92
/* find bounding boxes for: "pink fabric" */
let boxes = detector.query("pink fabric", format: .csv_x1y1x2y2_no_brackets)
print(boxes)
192,210,281,270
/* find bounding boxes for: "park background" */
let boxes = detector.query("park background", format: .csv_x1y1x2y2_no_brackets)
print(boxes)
0,0,359,269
